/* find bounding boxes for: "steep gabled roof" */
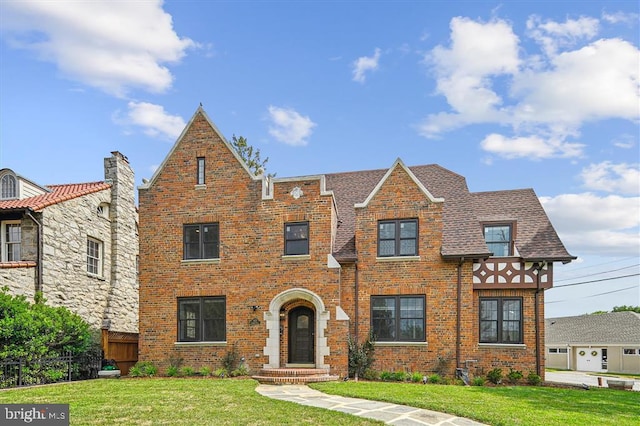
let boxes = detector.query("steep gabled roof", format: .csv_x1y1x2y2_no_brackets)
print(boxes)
546,312,640,345
0,182,110,212
471,189,575,262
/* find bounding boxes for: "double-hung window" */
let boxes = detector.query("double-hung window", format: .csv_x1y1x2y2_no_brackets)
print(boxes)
284,222,309,256
87,237,103,275
378,219,418,257
480,298,522,344
178,297,226,342
483,223,514,256
371,295,425,342
1,221,21,262
184,223,219,260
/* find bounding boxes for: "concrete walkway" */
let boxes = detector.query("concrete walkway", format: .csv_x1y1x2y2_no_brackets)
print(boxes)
546,370,640,391
256,384,486,425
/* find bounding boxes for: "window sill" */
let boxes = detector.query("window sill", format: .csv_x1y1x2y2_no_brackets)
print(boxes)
0,261,37,269
181,258,221,265
87,273,106,281
282,254,310,261
194,184,207,190
174,341,227,347
375,341,427,347
376,256,421,262
479,343,526,349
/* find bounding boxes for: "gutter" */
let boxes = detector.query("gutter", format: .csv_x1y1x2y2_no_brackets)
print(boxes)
25,209,43,294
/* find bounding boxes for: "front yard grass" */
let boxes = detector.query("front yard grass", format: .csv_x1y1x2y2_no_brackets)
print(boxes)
0,378,382,425
311,380,640,426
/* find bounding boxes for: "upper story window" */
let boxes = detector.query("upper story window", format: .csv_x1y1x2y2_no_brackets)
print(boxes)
178,297,226,342
484,223,514,256
371,295,425,342
1,174,17,200
480,297,522,344
87,237,103,276
378,219,418,257
1,221,21,262
184,223,219,260
284,221,309,256
197,157,205,185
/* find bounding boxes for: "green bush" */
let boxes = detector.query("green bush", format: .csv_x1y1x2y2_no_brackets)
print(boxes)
199,366,212,377
471,376,485,386
506,368,523,384
230,365,250,377
427,374,443,384
214,368,228,378
166,365,179,377
348,331,375,380
410,372,424,383
527,372,542,386
392,371,407,382
0,288,98,387
379,371,393,381
487,368,503,385
129,361,157,377
222,346,239,372
180,366,196,376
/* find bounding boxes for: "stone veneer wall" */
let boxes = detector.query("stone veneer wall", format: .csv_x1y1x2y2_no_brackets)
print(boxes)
41,190,113,329
0,265,36,299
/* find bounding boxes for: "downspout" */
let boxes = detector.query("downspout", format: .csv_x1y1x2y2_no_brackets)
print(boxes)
456,258,463,370
354,261,359,341
534,262,545,377
25,210,43,294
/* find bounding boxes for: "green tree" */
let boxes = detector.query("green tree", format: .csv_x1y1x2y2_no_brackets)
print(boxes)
230,135,274,177
612,305,640,313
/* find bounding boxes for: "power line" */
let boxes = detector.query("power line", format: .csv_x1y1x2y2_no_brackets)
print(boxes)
557,256,638,272
554,263,640,282
545,285,637,304
551,273,640,288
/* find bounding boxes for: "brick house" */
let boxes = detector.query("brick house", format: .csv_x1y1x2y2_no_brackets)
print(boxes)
0,152,138,334
138,107,574,381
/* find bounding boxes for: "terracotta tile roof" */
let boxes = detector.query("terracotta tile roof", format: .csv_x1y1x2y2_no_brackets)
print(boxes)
325,164,573,262
546,312,640,345
0,181,111,212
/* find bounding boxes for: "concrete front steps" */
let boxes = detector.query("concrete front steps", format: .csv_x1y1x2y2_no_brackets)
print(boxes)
252,368,339,385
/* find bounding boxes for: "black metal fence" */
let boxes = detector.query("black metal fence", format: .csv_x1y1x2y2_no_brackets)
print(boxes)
1,353,101,389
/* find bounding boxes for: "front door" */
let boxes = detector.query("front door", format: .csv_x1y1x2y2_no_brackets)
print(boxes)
288,307,314,364
576,347,606,372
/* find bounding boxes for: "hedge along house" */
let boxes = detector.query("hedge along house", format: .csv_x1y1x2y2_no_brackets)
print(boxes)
0,152,139,335
138,107,575,382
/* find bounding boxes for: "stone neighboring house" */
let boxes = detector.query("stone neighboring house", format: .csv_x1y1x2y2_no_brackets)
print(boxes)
138,107,574,381
0,152,138,334
546,312,640,374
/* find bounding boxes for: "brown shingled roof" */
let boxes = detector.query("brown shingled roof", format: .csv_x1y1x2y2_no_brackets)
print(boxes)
324,164,573,262
0,182,111,212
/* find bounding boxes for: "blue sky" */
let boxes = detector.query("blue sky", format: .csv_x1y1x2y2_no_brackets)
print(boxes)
0,1,638,317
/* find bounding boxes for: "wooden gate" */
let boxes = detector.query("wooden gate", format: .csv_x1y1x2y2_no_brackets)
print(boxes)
101,330,138,376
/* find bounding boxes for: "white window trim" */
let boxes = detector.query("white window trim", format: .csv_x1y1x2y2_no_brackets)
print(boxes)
87,237,104,277
1,220,21,262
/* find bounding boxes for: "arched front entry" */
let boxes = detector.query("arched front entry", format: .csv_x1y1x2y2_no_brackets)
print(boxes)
263,288,330,369
288,306,315,364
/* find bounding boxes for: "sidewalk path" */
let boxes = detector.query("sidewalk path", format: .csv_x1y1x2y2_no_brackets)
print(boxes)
545,370,640,391
256,384,487,425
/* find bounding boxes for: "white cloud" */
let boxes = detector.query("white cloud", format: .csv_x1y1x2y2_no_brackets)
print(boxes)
352,48,381,83
419,15,640,162
480,134,584,159
602,11,640,25
117,102,186,140
580,162,640,195
267,106,316,146
540,193,640,256
1,0,194,97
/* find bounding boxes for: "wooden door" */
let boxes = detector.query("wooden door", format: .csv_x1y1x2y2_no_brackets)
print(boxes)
288,307,314,364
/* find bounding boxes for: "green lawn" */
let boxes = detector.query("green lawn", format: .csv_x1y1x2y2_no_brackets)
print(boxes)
1,378,638,425
311,380,640,426
0,378,382,425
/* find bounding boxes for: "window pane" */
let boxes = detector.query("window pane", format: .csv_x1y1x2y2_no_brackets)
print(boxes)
502,321,520,343
487,242,509,257
184,226,201,259
372,297,396,340
378,223,395,239
480,321,497,342
6,224,21,261
179,300,200,341
378,240,395,256
502,300,521,321
1,175,16,199
400,221,416,238
197,157,205,185
286,240,308,255
203,298,225,341
480,300,498,320
485,225,511,256
399,239,416,255
400,319,423,340
202,224,219,258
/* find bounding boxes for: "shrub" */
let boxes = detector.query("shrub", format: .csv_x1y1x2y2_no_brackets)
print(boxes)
527,372,542,386
363,369,379,381
379,371,393,381
427,374,443,384
348,330,375,380
214,368,227,378
199,366,212,377
392,371,407,382
180,366,196,376
129,361,157,377
222,346,239,372
506,368,523,384
472,376,485,386
487,368,503,385
230,365,250,377
410,372,423,383
166,366,179,377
